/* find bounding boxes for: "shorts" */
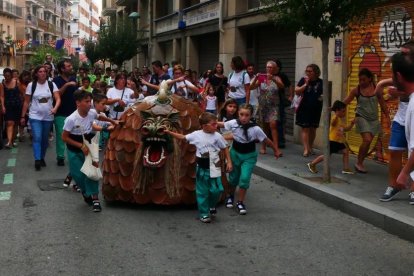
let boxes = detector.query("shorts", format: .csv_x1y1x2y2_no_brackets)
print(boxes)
330,141,346,154
389,121,407,151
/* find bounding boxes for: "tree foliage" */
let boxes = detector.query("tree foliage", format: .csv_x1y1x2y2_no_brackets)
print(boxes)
84,38,103,66
98,18,142,68
261,0,386,39
29,45,66,66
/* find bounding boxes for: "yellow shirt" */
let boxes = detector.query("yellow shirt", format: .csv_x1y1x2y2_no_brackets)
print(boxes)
329,115,346,143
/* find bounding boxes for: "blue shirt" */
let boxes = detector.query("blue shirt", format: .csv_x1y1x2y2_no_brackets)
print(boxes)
53,75,78,117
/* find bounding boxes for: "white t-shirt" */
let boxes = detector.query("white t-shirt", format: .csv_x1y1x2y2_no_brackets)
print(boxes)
63,109,98,135
185,130,228,158
393,101,408,126
171,80,197,99
26,81,59,121
107,87,135,119
206,95,217,111
228,71,250,99
224,119,267,143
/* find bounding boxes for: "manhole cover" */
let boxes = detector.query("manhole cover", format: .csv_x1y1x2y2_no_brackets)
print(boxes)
37,179,66,191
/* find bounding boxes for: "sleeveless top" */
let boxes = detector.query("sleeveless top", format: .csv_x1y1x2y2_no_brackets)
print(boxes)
3,80,22,107
356,84,378,121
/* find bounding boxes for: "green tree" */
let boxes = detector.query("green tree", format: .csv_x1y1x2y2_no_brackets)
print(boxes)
98,18,142,68
84,38,103,66
29,45,66,66
261,0,385,182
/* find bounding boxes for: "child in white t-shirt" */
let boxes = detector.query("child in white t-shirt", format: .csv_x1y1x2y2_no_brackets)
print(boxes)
165,112,233,223
62,90,118,212
217,104,278,215
204,86,218,115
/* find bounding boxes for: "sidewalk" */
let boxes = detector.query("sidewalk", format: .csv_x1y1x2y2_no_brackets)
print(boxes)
254,143,414,242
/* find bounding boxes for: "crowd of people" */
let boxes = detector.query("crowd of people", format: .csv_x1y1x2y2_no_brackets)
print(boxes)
1,46,414,220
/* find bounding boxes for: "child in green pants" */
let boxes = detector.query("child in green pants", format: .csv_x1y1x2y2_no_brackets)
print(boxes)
166,112,232,223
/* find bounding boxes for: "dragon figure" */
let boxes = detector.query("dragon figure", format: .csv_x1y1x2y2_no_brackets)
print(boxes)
102,80,219,205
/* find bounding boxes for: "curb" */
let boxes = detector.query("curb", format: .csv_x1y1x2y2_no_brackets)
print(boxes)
254,160,414,243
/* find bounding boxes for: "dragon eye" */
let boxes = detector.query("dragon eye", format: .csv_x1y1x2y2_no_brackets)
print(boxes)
141,126,150,135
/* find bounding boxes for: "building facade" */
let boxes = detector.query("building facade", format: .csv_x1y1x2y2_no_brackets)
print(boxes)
0,0,22,68
13,0,71,69
70,0,100,58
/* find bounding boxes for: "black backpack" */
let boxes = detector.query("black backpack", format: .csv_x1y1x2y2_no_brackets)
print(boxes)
30,81,54,102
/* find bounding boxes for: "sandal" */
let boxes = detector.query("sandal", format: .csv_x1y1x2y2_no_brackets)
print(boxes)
303,152,310,157
354,164,367,174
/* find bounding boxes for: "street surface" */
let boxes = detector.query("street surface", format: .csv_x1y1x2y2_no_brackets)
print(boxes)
0,141,414,276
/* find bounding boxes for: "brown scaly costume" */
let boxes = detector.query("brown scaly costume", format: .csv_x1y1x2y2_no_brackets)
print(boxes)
102,81,228,205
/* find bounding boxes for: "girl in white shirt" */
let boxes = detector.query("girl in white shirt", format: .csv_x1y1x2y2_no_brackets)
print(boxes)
218,104,278,215
204,86,218,114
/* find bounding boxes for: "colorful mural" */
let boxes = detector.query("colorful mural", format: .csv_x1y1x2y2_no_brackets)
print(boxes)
346,1,413,162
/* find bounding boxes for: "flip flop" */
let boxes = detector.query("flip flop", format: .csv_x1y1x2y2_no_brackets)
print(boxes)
354,164,367,174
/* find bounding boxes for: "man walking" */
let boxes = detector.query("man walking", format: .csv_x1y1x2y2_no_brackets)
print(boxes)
53,59,78,166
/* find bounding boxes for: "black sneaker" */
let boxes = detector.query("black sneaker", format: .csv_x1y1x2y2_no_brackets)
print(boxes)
209,208,217,216
40,159,46,167
236,201,247,215
409,192,414,205
92,200,102,212
63,174,72,187
35,160,41,171
225,195,234,208
83,194,93,206
57,158,65,166
380,187,401,202
72,184,81,193
199,216,211,223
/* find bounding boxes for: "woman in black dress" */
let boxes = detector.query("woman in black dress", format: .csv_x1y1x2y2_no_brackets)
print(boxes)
0,68,23,148
295,64,323,157
205,62,228,111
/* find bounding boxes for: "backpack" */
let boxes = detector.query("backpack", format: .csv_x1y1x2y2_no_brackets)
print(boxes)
30,81,54,102
228,70,247,85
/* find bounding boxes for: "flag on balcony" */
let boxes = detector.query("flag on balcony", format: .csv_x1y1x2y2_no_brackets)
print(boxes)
48,40,56,48
64,38,72,49
22,40,29,47
55,39,64,50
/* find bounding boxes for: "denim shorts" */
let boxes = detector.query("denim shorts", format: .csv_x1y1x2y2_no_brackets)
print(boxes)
389,121,407,151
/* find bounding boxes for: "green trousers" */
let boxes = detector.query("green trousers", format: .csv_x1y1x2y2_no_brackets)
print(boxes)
54,116,66,160
229,148,258,190
196,167,224,218
67,149,99,197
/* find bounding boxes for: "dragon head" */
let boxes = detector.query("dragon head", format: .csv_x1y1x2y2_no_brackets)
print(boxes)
140,110,179,168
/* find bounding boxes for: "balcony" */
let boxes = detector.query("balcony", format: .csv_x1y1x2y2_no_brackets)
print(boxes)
26,14,39,28
102,0,116,16
25,0,41,7
0,0,23,18
183,0,219,27
154,12,178,34
61,8,70,20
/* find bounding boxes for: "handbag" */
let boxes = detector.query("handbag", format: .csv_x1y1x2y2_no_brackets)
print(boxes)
113,88,126,117
80,132,103,181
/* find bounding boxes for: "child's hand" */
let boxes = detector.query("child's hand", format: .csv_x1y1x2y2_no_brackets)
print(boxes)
112,120,120,125
107,125,115,131
118,99,126,107
226,161,233,172
92,161,99,168
81,144,89,156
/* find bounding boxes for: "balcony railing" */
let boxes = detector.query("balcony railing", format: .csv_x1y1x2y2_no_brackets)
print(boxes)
0,0,23,18
154,12,178,34
26,14,39,28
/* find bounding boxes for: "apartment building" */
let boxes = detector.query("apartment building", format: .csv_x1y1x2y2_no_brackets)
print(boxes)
13,0,71,69
70,0,100,55
0,0,22,67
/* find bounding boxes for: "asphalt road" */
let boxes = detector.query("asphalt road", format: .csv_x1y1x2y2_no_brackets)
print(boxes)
0,141,413,276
